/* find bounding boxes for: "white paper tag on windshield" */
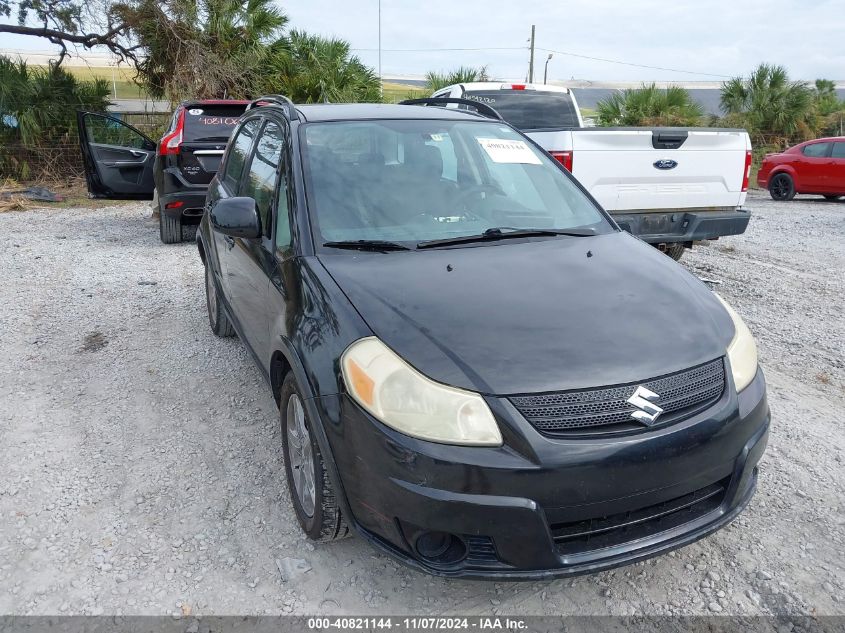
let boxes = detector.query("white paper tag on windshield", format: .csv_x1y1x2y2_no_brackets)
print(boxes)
477,138,541,164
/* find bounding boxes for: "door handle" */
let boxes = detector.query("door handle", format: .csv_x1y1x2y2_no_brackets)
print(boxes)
223,235,235,250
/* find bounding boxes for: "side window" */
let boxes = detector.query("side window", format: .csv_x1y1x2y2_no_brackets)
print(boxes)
241,121,283,239
832,143,845,159
83,113,151,149
275,151,291,252
802,143,830,158
223,119,259,191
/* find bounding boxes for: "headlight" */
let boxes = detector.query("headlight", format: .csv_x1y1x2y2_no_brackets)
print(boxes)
714,294,758,392
341,337,502,446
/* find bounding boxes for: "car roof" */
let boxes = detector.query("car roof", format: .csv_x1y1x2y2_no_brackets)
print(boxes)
440,82,573,94
180,99,250,107
291,103,492,123
799,136,845,144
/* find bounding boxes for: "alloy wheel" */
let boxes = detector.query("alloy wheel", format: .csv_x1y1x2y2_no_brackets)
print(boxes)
286,394,316,517
770,175,791,200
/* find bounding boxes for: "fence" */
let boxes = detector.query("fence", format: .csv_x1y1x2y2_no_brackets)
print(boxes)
0,110,171,183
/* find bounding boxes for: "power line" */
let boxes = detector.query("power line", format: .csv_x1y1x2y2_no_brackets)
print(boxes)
350,42,732,79
535,47,732,79
351,46,526,52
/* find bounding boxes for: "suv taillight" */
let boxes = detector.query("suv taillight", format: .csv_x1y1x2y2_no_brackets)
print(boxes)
741,150,752,192
550,150,573,172
160,108,185,156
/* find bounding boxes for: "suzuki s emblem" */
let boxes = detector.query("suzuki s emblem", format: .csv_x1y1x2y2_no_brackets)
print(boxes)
627,386,664,425
654,159,678,170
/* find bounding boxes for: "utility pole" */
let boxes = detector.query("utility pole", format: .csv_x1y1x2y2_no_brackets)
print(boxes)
528,25,535,84
378,0,382,98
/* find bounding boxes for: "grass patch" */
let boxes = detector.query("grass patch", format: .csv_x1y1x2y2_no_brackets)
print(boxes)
382,81,426,103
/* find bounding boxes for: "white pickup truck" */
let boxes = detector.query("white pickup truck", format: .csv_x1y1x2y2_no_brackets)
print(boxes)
430,82,752,259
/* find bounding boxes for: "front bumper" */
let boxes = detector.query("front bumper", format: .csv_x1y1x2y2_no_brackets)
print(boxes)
612,208,751,245
317,368,769,579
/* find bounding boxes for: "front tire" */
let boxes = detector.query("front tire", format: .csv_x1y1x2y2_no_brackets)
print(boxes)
160,212,183,244
204,263,234,337
280,374,349,542
769,173,795,201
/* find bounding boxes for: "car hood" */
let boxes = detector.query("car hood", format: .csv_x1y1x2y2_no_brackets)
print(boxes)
319,232,734,395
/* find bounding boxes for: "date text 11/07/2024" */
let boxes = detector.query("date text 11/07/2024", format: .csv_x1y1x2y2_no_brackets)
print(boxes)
307,617,529,631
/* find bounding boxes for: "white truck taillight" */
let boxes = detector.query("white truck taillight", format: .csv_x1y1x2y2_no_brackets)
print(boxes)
741,150,752,192
550,150,573,172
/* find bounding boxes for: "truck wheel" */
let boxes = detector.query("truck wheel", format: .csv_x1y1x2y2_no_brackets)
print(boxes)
159,213,183,244
204,263,234,337
665,244,685,261
769,173,795,201
280,373,349,542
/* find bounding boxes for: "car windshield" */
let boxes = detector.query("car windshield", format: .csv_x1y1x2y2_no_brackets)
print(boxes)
462,90,580,130
301,119,611,246
182,105,246,141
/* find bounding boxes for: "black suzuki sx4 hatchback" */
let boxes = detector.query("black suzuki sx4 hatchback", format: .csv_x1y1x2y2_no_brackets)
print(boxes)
196,96,769,579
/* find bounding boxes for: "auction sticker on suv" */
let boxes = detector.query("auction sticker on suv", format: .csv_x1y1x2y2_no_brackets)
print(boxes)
476,137,541,164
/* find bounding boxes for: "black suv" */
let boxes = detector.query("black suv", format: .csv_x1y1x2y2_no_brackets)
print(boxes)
198,96,770,579
77,100,249,243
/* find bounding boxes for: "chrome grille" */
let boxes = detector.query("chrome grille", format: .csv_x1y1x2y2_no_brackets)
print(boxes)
510,358,725,437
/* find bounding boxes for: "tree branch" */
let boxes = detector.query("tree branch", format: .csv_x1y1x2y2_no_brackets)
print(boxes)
0,22,136,61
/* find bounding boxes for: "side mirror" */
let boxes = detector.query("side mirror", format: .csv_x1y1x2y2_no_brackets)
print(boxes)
210,197,260,239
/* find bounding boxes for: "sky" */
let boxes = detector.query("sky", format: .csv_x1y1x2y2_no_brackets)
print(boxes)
2,0,843,82
280,0,845,82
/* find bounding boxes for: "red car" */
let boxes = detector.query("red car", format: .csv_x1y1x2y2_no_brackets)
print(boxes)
757,137,845,201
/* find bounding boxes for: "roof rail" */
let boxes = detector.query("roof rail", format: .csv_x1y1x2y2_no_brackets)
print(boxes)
245,95,300,121
398,97,503,121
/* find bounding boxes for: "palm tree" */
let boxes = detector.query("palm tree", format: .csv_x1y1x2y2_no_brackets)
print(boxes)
0,55,110,179
123,0,288,101
719,64,814,142
264,30,381,103
595,84,704,127
424,66,490,92
812,79,845,136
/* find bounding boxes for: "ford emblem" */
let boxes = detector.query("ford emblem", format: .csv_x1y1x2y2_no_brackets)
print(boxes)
654,159,678,170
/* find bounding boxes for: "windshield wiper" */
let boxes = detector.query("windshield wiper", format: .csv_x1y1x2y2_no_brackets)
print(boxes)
417,227,595,249
323,239,412,252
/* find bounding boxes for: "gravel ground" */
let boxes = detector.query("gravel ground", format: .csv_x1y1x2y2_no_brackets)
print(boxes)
0,190,843,617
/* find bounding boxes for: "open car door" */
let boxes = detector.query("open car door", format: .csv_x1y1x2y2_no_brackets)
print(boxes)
76,111,156,199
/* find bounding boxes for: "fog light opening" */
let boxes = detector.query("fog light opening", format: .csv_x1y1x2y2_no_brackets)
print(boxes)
414,531,466,566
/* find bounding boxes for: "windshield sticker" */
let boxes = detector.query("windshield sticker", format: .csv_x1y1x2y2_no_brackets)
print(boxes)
187,108,203,115
477,138,541,164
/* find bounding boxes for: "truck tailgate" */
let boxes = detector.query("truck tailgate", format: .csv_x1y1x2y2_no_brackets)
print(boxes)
531,128,750,212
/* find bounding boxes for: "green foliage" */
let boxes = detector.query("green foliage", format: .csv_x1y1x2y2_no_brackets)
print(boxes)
0,54,111,178
261,29,381,103
719,64,815,143
0,55,110,145
595,84,704,127
119,0,380,104
424,66,490,92
811,78,845,137
117,0,287,101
